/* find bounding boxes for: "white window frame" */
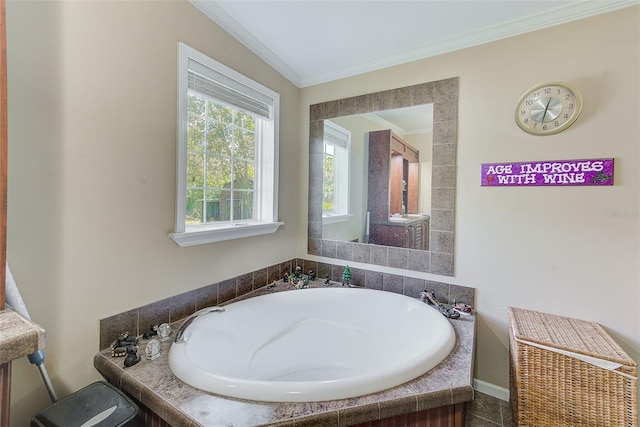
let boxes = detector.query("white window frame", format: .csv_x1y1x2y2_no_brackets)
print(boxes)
170,43,282,247
322,120,351,224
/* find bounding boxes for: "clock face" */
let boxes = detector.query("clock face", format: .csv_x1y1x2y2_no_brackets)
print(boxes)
515,82,582,135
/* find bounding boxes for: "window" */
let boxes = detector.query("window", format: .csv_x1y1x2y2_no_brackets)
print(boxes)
170,43,282,247
322,120,351,224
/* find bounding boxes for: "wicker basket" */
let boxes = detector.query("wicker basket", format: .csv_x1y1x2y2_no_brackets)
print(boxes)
508,307,637,427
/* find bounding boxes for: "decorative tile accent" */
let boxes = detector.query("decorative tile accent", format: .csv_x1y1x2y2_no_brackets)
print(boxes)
193,284,217,311
370,245,388,266
267,264,281,283
389,86,412,109
432,165,456,188
432,144,457,167
408,250,430,272
388,247,409,269
316,262,333,281
403,277,426,298
430,231,455,254
336,241,354,261
321,240,337,258
431,253,455,276
365,270,383,291
382,273,403,294
430,209,455,233
411,82,434,105
218,278,236,304
338,97,356,117
308,238,322,256
168,292,196,324
236,272,254,297
352,243,371,263
431,188,456,210
253,268,268,290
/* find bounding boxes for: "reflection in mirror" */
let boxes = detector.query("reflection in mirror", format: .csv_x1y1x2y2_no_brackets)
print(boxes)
321,105,433,249
308,78,458,276
322,120,352,224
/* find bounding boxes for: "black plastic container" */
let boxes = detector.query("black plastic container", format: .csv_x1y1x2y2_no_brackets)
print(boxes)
30,381,138,427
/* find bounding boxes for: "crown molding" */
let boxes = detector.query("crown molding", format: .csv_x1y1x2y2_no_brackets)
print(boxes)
191,0,639,88
190,0,303,86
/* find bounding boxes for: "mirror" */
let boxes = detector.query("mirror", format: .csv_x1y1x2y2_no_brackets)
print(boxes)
308,78,458,276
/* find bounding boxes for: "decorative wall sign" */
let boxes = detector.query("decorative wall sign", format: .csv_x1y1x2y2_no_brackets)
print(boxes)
481,158,614,186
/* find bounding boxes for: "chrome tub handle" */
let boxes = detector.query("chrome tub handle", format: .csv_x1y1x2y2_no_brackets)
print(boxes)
174,307,225,344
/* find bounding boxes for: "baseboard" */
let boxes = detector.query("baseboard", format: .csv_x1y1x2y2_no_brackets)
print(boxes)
473,379,510,402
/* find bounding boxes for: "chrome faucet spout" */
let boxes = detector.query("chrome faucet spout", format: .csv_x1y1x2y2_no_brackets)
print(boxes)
174,307,225,344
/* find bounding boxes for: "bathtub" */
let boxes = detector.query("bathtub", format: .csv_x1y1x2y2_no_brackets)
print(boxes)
168,287,456,402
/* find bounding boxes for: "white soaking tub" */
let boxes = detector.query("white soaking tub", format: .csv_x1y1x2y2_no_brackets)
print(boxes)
168,287,455,402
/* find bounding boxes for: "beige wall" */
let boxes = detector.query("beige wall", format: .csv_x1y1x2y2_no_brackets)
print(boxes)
6,0,299,424
299,6,639,397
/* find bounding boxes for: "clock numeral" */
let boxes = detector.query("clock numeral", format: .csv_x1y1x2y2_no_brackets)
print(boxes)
544,88,551,94
520,109,526,116
568,103,574,110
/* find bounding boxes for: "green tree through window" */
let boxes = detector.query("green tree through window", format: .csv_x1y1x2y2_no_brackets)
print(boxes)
186,94,256,224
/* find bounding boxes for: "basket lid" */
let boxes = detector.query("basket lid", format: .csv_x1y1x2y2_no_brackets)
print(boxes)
509,307,637,368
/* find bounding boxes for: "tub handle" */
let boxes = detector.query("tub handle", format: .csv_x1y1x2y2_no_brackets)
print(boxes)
174,307,225,344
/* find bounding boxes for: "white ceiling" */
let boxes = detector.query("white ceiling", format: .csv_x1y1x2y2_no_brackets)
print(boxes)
191,0,638,88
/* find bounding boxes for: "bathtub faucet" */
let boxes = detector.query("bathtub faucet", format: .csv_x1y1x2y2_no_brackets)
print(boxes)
419,291,460,319
174,307,225,344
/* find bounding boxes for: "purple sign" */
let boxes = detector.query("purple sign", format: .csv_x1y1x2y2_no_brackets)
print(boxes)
481,158,614,186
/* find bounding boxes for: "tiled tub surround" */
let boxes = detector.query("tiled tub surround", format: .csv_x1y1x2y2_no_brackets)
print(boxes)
96,259,475,426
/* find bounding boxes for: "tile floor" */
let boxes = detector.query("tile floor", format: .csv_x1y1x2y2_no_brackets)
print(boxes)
465,391,513,427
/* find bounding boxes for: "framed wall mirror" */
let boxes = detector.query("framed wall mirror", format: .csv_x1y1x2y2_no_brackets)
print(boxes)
307,78,458,276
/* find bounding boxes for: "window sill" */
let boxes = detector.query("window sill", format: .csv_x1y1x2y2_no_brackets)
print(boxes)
322,214,352,225
169,221,284,247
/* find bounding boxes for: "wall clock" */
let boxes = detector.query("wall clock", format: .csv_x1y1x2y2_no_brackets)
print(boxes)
515,81,582,135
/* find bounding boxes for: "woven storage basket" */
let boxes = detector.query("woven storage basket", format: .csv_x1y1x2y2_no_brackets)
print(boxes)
508,307,637,427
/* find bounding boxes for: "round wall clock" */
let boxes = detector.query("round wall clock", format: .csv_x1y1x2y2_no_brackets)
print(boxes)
515,81,582,136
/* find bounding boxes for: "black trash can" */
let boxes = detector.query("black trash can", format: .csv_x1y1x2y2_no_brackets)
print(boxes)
30,381,138,427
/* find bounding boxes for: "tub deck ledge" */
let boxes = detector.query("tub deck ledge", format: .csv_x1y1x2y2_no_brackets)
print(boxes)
94,289,475,427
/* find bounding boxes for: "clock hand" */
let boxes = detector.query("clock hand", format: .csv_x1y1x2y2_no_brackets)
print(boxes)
541,97,552,123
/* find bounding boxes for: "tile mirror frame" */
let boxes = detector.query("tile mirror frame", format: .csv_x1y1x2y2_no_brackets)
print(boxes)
307,77,458,276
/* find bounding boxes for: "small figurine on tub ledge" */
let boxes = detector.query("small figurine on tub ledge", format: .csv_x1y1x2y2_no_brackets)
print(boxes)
110,332,138,357
123,345,141,368
323,274,331,286
143,323,159,339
